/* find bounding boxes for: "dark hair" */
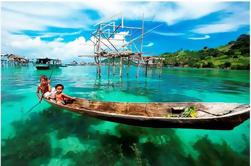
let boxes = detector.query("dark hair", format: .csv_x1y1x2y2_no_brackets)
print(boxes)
40,75,48,81
55,84,64,89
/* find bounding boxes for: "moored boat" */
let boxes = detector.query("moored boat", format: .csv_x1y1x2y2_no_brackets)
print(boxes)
44,97,250,130
35,58,61,70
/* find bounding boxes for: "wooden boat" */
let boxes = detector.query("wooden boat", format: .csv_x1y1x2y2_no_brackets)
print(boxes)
44,97,250,130
35,58,61,70
60,64,67,67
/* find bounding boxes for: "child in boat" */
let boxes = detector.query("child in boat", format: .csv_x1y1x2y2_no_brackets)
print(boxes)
37,75,52,102
54,84,75,105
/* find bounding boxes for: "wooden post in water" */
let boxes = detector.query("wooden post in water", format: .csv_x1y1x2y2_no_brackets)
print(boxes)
127,56,130,76
99,56,102,78
108,57,110,79
112,57,115,76
158,62,161,78
95,56,101,78
136,58,140,78
159,58,164,78
119,57,123,78
145,59,149,77
107,57,111,85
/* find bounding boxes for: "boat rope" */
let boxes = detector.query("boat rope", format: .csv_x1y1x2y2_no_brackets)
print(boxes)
198,109,233,116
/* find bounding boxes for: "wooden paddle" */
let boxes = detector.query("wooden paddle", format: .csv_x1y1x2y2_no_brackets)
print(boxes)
25,96,43,114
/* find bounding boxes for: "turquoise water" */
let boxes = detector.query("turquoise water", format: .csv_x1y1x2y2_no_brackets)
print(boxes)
1,65,250,165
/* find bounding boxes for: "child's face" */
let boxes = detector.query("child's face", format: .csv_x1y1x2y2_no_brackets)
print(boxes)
40,78,48,85
56,86,63,94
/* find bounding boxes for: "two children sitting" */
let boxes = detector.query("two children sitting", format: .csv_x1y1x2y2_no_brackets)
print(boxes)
37,75,75,105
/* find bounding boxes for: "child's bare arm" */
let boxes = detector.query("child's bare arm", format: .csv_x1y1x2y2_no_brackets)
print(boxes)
48,85,51,92
48,80,51,92
62,93,75,100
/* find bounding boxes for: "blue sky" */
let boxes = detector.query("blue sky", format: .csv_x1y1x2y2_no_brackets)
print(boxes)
1,1,250,62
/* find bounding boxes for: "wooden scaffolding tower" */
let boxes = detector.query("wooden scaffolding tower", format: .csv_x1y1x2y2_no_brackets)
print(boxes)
79,14,163,78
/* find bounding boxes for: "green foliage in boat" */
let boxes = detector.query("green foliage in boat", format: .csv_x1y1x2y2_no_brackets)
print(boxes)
182,106,197,118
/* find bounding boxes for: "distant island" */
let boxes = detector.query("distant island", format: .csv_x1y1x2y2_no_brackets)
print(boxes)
160,34,250,70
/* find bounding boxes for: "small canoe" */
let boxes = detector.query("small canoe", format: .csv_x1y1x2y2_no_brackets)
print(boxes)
44,97,250,130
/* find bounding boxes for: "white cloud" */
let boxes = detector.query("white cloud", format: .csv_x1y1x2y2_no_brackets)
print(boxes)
54,37,64,42
33,30,83,38
192,5,249,34
193,24,239,34
1,31,130,61
144,42,154,47
153,31,184,36
1,2,94,33
188,35,210,40
83,1,229,26
1,1,231,34
1,34,94,60
91,31,129,52
154,2,228,25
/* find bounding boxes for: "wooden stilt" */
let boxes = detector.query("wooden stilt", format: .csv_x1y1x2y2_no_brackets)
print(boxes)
119,57,123,78
112,57,115,76
145,60,148,77
99,58,101,78
127,56,130,76
136,58,140,78
108,57,110,79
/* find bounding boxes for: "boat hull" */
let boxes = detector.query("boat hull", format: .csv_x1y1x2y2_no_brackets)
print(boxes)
94,111,249,130
44,99,250,130
36,65,50,70
36,64,60,70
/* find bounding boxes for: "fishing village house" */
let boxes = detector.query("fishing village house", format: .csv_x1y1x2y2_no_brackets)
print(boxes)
1,54,29,64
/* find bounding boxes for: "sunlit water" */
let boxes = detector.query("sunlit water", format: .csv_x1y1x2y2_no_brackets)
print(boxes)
1,64,250,165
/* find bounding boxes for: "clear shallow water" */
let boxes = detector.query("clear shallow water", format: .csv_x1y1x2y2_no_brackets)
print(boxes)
1,65,250,165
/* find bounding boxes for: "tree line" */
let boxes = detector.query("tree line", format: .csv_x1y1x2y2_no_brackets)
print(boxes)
160,34,250,70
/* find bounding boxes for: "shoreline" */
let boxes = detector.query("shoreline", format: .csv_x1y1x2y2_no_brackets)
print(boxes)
1,63,250,71
162,65,250,71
